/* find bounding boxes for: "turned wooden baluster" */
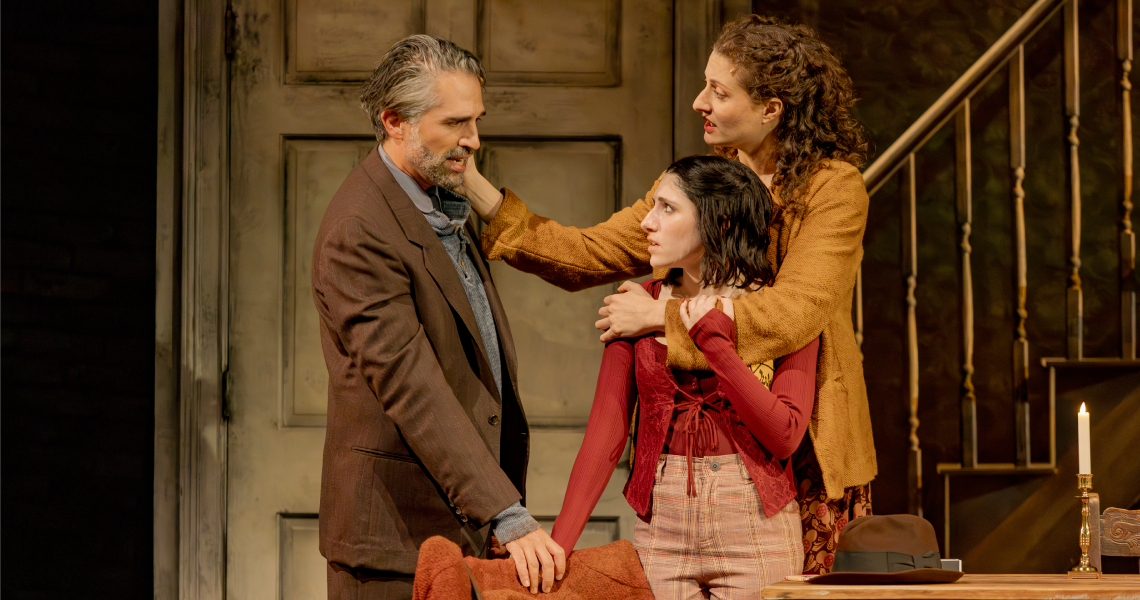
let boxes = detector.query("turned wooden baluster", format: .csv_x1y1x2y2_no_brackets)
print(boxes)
1065,0,1084,360
956,101,978,469
903,154,923,516
1010,45,1032,466
1119,0,1136,359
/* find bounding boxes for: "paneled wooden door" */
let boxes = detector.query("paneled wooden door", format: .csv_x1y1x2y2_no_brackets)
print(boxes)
225,1,674,597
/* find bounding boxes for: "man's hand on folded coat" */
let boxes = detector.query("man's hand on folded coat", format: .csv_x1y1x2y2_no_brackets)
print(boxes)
596,280,668,342
504,527,566,594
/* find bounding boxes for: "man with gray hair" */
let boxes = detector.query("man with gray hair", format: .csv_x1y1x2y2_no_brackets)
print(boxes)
312,35,565,599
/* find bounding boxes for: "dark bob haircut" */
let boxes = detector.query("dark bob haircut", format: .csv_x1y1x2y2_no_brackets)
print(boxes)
664,155,774,290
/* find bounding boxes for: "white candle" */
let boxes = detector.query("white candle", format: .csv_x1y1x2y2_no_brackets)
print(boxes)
1078,402,1091,474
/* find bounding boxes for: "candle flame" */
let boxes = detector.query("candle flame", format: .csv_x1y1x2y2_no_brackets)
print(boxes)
1079,402,1087,414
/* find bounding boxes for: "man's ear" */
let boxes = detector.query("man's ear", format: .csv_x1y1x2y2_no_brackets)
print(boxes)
380,109,405,141
763,98,784,124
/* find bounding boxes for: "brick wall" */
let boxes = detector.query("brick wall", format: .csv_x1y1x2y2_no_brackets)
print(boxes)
1,1,158,597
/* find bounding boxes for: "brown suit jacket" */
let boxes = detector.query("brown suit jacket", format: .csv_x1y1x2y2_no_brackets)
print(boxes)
312,148,529,575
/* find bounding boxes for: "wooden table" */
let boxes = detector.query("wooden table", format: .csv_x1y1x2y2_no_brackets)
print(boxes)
762,574,1140,599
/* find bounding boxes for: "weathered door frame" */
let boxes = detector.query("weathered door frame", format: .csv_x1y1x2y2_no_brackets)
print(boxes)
155,1,742,598
157,0,229,596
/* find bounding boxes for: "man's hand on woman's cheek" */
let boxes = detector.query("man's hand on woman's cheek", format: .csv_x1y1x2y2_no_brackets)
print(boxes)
596,281,668,342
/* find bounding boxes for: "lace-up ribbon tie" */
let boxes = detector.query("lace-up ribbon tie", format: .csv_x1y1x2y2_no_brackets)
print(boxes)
672,383,727,496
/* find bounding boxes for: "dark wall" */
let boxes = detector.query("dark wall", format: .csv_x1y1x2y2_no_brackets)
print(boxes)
755,0,1139,572
2,1,158,597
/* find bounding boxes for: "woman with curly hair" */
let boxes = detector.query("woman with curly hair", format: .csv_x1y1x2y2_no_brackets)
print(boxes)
461,15,875,576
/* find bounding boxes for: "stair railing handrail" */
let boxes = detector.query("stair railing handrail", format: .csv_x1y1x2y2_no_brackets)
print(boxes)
862,0,1067,195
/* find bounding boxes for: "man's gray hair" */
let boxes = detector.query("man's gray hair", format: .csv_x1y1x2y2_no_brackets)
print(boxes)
361,35,485,142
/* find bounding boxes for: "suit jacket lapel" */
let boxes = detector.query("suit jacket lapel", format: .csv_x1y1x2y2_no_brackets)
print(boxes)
361,150,499,398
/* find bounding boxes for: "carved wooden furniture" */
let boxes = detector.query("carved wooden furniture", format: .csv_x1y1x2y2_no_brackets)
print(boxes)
762,574,1140,599
1088,493,1140,572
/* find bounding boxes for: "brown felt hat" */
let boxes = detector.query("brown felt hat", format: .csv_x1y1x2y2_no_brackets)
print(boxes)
807,515,964,585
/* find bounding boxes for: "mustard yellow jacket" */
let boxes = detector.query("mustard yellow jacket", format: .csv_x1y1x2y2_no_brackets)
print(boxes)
481,160,876,499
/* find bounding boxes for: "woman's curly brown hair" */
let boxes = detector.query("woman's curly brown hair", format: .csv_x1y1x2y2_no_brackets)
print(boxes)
713,15,870,213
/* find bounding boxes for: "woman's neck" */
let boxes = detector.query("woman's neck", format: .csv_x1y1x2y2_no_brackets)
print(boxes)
735,134,779,186
670,266,733,299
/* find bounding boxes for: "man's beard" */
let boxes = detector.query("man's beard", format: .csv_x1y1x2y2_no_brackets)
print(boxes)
406,124,471,190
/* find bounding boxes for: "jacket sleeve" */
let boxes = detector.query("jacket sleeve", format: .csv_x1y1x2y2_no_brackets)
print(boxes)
479,181,660,292
664,163,869,368
314,217,521,528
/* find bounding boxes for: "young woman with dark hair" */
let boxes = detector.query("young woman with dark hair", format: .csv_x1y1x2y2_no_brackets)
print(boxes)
550,155,817,597
461,15,875,575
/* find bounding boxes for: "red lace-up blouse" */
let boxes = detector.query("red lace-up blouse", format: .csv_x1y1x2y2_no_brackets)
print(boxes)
551,279,818,552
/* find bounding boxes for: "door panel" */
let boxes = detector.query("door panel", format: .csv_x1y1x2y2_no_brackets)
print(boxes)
283,138,375,427
478,0,621,86
228,1,673,597
285,0,427,83
480,138,620,425
278,515,325,600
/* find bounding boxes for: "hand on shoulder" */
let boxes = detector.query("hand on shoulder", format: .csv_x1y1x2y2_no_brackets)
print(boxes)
596,280,668,342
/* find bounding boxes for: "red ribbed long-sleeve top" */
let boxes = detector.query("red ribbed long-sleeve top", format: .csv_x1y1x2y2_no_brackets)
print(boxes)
551,280,818,551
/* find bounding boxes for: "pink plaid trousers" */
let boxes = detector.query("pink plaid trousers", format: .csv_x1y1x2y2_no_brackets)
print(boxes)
633,454,803,599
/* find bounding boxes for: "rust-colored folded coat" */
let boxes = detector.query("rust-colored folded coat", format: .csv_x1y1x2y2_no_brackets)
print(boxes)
412,536,654,600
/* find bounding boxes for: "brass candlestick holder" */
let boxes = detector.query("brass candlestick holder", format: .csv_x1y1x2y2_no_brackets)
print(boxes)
1067,473,1101,579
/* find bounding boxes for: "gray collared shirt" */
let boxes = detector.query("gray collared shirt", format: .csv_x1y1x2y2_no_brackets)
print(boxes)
378,144,438,213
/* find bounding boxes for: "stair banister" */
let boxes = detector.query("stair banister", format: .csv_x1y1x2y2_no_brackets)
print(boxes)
861,0,1068,195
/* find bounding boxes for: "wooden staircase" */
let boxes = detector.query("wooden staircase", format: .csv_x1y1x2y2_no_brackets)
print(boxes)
855,0,1139,565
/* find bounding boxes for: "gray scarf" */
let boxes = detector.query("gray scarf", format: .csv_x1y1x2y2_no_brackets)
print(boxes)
423,187,502,397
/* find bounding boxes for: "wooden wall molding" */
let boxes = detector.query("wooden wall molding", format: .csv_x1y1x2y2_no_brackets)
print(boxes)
163,0,230,597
